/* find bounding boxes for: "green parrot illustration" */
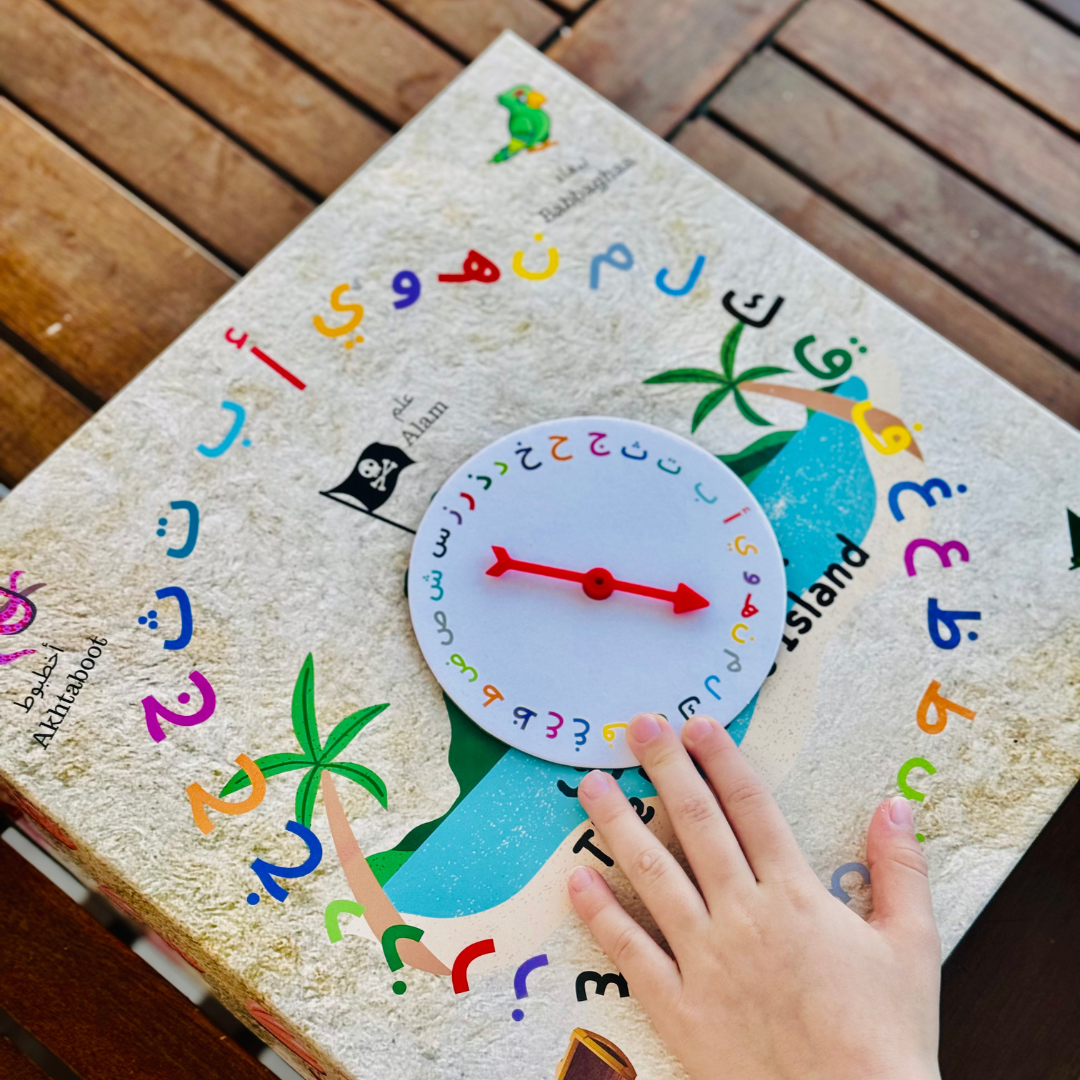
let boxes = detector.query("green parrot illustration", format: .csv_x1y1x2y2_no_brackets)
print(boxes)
491,84,554,163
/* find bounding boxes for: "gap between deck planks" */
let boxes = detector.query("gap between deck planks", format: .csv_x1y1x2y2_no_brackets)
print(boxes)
709,49,1080,361
674,118,1080,429
0,841,280,1080
0,99,234,402
776,0,1080,246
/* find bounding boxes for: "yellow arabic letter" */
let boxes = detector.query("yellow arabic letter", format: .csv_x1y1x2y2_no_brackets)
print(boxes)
512,234,559,281
851,400,912,456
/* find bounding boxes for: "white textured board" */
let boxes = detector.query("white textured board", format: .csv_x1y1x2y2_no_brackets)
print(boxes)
1,32,1078,1080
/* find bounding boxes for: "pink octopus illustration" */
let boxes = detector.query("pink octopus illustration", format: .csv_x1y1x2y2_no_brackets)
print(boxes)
1,570,45,665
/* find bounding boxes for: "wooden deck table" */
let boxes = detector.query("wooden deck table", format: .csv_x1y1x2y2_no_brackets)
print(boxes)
1,1,1078,1076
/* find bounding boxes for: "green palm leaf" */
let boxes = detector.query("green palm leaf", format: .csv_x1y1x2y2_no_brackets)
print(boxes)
732,389,773,427
643,368,726,385
291,653,322,760
320,703,390,764
294,764,324,828
327,761,388,810
720,322,744,380
735,365,789,382
220,753,313,796
691,386,733,432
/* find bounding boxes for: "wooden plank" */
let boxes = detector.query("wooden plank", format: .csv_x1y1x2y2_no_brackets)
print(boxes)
57,0,390,198
225,0,461,127
547,0,802,136
873,0,1080,134
0,339,91,489
0,0,313,268
0,100,235,402
940,780,1080,1079
709,51,1080,360
387,0,562,58
673,118,1080,429
0,1035,49,1080
0,843,278,1080
777,0,1080,245
1033,0,1080,30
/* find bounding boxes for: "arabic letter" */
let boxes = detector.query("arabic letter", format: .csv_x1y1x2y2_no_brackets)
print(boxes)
512,235,559,281
888,479,952,522
573,718,590,747
197,401,246,458
589,243,634,290
917,680,976,735
678,696,701,719
658,458,680,475
438,250,500,284
224,328,248,348
313,284,364,337
588,432,610,456
704,676,722,700
927,598,981,650
482,685,504,707
546,711,564,738
549,435,572,461
392,271,421,309
155,586,193,651
620,442,646,460
166,500,200,559
143,670,216,743
724,649,741,673
904,538,970,578
513,706,536,729
794,335,852,379
722,290,784,329
655,254,705,297
694,483,717,504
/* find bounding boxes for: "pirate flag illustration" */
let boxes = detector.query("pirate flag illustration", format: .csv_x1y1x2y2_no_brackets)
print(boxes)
321,442,416,533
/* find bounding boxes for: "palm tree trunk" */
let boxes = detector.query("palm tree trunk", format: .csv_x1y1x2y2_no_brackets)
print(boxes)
739,381,923,460
320,771,450,976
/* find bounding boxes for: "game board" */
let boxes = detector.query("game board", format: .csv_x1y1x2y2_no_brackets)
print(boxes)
1,32,1078,1080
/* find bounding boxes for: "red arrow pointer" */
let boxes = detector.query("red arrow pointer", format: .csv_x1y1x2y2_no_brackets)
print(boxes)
486,546,709,614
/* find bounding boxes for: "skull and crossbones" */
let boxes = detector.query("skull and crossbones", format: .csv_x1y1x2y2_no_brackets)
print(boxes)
358,457,399,492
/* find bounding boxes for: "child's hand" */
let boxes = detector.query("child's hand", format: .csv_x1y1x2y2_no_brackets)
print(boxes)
568,713,941,1080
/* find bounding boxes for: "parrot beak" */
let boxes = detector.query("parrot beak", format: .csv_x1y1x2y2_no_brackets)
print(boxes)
526,91,546,109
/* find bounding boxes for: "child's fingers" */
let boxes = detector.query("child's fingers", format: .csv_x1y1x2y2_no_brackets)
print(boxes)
624,712,756,904
577,769,709,949
568,865,682,1004
865,798,939,948
681,716,814,884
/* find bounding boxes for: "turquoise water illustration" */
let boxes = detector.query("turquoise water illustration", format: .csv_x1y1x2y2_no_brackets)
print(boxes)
385,378,876,917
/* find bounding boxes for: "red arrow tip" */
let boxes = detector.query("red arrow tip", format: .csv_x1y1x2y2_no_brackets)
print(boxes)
673,583,710,614
486,546,511,576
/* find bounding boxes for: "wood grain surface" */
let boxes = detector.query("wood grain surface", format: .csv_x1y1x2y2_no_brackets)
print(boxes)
873,0,1080,134
386,0,562,57
710,50,1080,360
0,1034,50,1080
0,0,312,268
0,100,234,401
0,339,91,489
548,0,802,136
224,0,461,126
777,0,1080,245
673,118,1080,430
0,841,279,1080
55,0,390,197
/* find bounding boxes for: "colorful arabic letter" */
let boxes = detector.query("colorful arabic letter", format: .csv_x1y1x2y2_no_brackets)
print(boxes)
187,754,265,834
324,899,366,943
828,862,870,904
904,538,970,578
694,483,717,504
731,624,749,644
897,757,936,802
733,536,757,556
433,611,452,645
143,670,217,743
452,939,496,994
655,254,705,297
438,250,500,283
927,598,981,649
249,821,323,903
722,290,784,329
224,327,248,348
589,243,634,290
888,479,953,522
589,432,610,456
679,696,701,719
392,271,421,309
515,445,541,470
513,706,536,729
494,461,508,475
512,235,559,280
313,284,364,338
154,586,193,650
724,649,741,672
741,594,759,618
851,400,912,456
794,335,852,380
602,723,627,743
459,492,475,510
482,685,504,707
165,500,200,559
621,442,646,460
916,680,976,735
197,401,246,458
546,711,564,738
573,718,590,749
549,435,573,461
704,675,722,699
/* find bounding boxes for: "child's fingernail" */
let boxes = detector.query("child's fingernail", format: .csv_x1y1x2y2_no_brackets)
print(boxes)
579,770,611,799
889,796,914,829
629,713,661,744
682,716,715,745
568,866,593,893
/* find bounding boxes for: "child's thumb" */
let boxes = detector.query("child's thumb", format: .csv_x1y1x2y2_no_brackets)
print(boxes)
865,797,938,944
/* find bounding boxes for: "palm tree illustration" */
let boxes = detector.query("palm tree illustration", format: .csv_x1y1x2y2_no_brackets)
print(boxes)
221,654,449,977
645,322,921,456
